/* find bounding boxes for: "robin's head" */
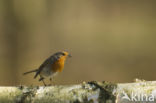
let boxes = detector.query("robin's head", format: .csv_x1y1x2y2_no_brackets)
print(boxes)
53,51,72,59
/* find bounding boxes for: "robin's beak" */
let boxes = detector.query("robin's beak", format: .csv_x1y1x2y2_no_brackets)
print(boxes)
68,54,72,58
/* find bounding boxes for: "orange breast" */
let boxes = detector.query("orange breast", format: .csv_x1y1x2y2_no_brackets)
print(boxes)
52,56,66,72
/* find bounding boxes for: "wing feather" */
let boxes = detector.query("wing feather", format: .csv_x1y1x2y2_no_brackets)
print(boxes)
34,55,59,78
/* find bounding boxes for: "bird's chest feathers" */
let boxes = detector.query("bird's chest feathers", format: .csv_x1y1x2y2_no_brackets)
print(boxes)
52,57,66,72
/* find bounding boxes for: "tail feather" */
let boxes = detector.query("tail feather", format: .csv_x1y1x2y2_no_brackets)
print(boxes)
34,71,40,79
23,69,38,75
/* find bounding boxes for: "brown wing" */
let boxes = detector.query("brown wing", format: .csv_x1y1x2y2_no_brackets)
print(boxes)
34,55,60,78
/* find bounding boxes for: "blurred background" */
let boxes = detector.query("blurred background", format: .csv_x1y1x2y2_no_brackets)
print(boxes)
0,0,156,86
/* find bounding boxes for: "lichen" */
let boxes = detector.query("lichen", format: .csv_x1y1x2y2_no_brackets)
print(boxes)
88,81,117,103
117,81,156,102
0,87,22,103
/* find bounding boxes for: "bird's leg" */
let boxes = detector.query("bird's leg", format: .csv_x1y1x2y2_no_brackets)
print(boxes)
48,78,52,86
39,75,47,86
42,79,46,86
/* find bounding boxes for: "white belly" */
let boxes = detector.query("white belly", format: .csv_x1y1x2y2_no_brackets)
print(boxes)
40,67,53,77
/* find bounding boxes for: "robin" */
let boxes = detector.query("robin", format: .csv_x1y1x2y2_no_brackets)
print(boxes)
23,51,71,86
